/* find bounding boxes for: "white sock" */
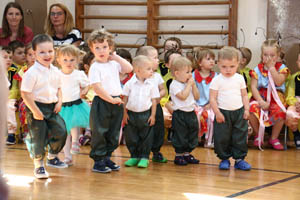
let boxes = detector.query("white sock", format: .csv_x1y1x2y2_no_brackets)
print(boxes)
47,153,57,160
34,159,44,168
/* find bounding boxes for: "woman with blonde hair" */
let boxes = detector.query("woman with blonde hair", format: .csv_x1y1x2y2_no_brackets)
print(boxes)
44,3,82,47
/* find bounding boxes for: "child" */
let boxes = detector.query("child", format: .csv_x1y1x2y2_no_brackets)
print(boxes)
249,40,289,150
116,48,133,88
21,34,68,179
57,45,90,166
192,48,217,147
285,53,300,149
239,47,253,99
136,46,167,163
210,46,251,170
169,56,200,165
87,29,132,173
123,55,159,168
6,40,26,144
0,46,12,87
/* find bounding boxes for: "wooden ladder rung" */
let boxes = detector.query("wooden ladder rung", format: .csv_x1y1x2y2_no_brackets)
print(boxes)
82,29,147,34
154,16,229,20
154,30,228,35
79,1,147,6
154,1,230,6
79,15,147,20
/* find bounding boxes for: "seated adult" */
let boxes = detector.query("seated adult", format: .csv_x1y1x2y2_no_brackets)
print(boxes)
44,3,82,47
0,2,34,46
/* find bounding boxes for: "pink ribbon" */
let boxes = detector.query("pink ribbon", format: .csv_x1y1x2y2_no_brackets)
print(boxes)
195,105,215,146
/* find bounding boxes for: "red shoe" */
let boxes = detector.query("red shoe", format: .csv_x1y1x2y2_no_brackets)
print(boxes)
253,135,263,147
269,138,284,150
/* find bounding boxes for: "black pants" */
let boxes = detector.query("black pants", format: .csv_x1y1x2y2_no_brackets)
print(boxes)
213,107,248,160
25,102,67,160
89,96,123,161
152,103,165,153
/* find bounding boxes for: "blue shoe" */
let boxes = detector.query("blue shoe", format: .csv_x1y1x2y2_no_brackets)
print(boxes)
234,160,251,171
105,158,120,171
46,157,68,168
34,167,49,179
6,134,16,145
92,160,111,173
219,160,230,170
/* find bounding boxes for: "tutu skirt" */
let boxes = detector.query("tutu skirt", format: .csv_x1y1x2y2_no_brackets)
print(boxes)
59,99,90,134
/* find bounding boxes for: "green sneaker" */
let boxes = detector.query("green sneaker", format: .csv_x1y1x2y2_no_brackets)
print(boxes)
137,159,149,168
125,158,139,167
152,152,168,163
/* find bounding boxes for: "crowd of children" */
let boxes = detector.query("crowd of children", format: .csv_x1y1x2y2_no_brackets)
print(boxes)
2,28,300,179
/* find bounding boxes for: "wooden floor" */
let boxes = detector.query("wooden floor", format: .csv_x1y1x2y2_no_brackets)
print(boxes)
3,143,300,200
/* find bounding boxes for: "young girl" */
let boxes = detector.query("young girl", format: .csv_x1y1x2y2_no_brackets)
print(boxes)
285,53,300,149
193,48,218,148
57,45,90,165
249,39,289,150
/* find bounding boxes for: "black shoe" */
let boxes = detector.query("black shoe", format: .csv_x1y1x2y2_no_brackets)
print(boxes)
6,134,16,145
184,154,199,164
174,156,188,165
34,167,49,179
294,134,300,150
46,157,68,168
92,160,112,173
152,152,168,163
105,158,120,171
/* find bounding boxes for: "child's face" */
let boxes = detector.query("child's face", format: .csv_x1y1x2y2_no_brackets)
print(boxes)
34,42,55,67
218,58,239,78
26,48,35,67
297,54,300,70
135,61,153,80
174,66,192,83
58,54,78,74
0,50,12,70
12,47,26,65
147,49,159,71
90,40,112,63
166,53,181,69
199,54,215,70
262,46,278,65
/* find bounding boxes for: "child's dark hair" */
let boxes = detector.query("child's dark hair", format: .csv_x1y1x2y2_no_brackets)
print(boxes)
0,46,12,53
32,34,53,51
164,48,182,64
116,48,132,63
163,37,182,50
79,51,94,73
239,47,252,66
8,40,25,53
25,43,33,54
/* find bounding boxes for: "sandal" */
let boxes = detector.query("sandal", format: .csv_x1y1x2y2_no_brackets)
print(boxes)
269,138,284,150
71,142,80,154
253,135,263,147
64,158,73,166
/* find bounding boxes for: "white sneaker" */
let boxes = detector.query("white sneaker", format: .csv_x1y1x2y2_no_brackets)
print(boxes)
34,167,49,179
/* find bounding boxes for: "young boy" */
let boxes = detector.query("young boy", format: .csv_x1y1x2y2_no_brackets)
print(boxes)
123,55,159,168
209,46,251,170
6,41,26,144
0,46,12,87
21,34,68,179
169,56,200,165
136,46,167,163
88,29,132,173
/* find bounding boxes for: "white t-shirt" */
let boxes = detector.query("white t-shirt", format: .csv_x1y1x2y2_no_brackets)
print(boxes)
60,69,89,103
123,74,160,112
170,80,196,112
89,60,122,96
150,72,164,87
21,62,61,104
209,73,246,110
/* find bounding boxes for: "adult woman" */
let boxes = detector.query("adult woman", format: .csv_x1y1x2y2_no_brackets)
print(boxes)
0,2,34,46
44,3,82,47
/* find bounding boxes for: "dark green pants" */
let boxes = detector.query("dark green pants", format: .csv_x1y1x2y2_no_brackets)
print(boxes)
172,110,199,153
25,102,67,160
152,103,165,153
213,107,248,160
124,110,154,159
90,96,123,161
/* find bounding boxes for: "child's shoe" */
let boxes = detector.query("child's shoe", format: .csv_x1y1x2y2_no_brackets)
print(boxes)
71,142,80,154
34,167,49,179
125,158,139,167
152,152,168,163
294,135,300,150
253,135,262,147
6,134,16,145
64,158,73,166
234,160,251,171
269,138,284,150
46,157,68,168
105,158,120,171
219,160,230,170
79,135,91,146
183,154,199,164
137,159,149,168
92,160,111,173
174,156,188,166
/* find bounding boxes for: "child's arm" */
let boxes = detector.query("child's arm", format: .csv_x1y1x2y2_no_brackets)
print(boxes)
122,96,129,125
191,80,200,100
269,66,287,86
165,101,173,114
148,98,157,126
241,88,250,120
21,91,43,120
110,52,133,74
80,86,89,99
92,83,123,105
158,83,166,100
250,77,269,110
209,89,225,123
175,78,193,101
54,88,62,113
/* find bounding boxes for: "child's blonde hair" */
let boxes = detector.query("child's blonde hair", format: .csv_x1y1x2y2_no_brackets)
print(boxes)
170,56,191,76
218,46,241,62
239,47,252,66
135,46,157,57
132,55,152,70
193,47,215,69
87,29,114,48
56,44,81,59
261,39,281,56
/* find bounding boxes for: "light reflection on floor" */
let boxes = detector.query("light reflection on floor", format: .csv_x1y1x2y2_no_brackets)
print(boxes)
3,174,52,187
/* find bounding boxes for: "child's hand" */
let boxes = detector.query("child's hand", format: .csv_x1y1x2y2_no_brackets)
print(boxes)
258,100,270,110
33,110,44,120
80,89,88,99
215,112,225,123
108,51,118,61
243,110,249,120
265,57,276,70
54,101,62,113
123,112,129,125
148,115,155,126
112,97,124,105
204,104,211,110
187,77,195,86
